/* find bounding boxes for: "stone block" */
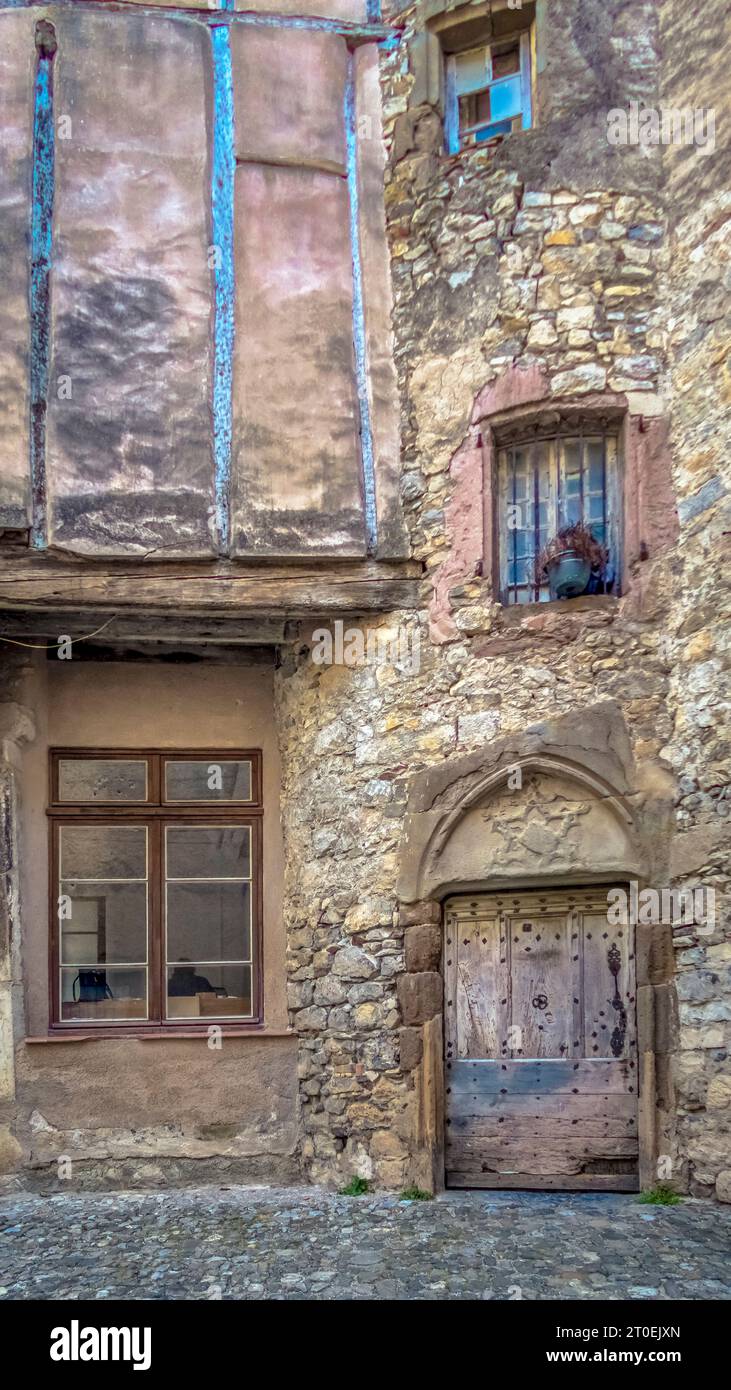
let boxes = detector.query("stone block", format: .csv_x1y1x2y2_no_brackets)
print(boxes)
397,972,442,1026
398,1025,423,1072
408,30,443,111
370,1127,408,1161
636,984,654,1054
716,1171,731,1203
0,1125,22,1174
707,1074,731,1109
649,923,676,984
654,982,678,1054
294,1006,328,1031
313,977,349,1006
399,900,442,927
404,923,442,974
331,946,378,980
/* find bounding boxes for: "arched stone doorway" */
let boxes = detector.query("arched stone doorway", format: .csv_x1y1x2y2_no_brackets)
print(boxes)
397,702,677,1192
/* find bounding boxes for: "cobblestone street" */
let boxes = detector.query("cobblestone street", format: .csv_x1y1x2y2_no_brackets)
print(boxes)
1,1187,730,1301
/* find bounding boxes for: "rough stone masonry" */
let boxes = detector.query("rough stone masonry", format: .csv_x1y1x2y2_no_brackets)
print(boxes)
276,0,731,1200
0,0,729,1204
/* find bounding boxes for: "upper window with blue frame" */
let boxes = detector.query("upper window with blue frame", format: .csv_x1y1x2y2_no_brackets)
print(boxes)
444,25,533,154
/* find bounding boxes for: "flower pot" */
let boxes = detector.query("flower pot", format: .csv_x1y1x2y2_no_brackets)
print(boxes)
546,549,592,600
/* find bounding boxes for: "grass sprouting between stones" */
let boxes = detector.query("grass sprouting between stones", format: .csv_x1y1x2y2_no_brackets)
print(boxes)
637,1186,682,1206
339,1176,371,1196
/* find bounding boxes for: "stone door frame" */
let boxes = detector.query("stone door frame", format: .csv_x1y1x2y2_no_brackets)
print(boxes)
397,703,677,1194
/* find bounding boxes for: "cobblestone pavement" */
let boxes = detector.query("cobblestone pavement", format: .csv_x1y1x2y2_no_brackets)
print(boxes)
1,1186,730,1300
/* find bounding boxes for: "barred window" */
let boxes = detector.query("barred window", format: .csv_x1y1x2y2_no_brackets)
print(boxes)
496,430,621,605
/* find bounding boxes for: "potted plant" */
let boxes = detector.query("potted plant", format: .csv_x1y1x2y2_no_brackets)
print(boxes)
536,521,608,600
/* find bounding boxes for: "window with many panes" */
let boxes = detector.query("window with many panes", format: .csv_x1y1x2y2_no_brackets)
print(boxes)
49,751,261,1030
496,426,621,605
445,30,532,153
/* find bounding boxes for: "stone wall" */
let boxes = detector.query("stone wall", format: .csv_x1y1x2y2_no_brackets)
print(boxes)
275,0,730,1199
660,0,731,1200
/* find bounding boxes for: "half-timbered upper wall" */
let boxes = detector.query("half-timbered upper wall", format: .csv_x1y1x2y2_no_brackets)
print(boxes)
0,2,407,561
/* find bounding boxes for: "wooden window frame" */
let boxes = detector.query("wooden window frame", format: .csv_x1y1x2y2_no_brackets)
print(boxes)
491,424,623,607
47,749,263,1036
445,29,532,155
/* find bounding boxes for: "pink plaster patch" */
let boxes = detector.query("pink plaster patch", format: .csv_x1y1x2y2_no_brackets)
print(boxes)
429,443,484,644
635,416,679,555
471,363,549,425
429,365,549,644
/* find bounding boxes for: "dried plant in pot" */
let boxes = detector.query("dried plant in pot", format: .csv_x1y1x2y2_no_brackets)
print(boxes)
535,522,608,600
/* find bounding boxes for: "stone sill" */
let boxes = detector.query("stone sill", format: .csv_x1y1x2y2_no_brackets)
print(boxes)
25,1028,295,1045
499,594,620,622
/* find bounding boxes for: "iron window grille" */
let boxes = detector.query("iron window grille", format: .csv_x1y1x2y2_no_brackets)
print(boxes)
496,430,621,605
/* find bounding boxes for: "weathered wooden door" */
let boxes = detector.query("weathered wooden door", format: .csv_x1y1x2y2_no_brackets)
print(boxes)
445,887,638,1190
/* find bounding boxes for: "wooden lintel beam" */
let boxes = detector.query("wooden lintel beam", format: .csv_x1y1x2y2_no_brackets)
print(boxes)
0,559,422,616
0,611,289,648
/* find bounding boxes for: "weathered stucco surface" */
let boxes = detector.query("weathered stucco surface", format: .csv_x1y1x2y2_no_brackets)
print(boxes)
46,11,216,556
1,657,299,1188
0,10,35,529
232,163,363,556
0,2,401,560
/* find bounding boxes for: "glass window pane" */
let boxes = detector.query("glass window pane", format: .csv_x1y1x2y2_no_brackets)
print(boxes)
492,45,520,79
166,826,251,880
167,965,252,1020
455,48,489,95
165,760,252,803
586,438,605,492
167,882,251,964
60,825,147,880
58,758,147,803
61,967,147,1022
60,883,147,964
563,438,581,478
489,74,522,122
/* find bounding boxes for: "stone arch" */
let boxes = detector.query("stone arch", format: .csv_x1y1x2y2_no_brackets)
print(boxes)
422,752,638,900
398,702,661,906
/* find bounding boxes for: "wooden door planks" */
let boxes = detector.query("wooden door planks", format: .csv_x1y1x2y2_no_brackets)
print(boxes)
446,1172,640,1192
444,889,639,1191
448,1058,637,1095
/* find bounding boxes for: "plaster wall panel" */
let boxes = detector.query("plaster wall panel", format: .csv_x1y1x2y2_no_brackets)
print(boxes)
354,43,409,558
231,162,365,556
0,11,35,528
231,24,348,174
234,0,368,20
46,12,216,556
